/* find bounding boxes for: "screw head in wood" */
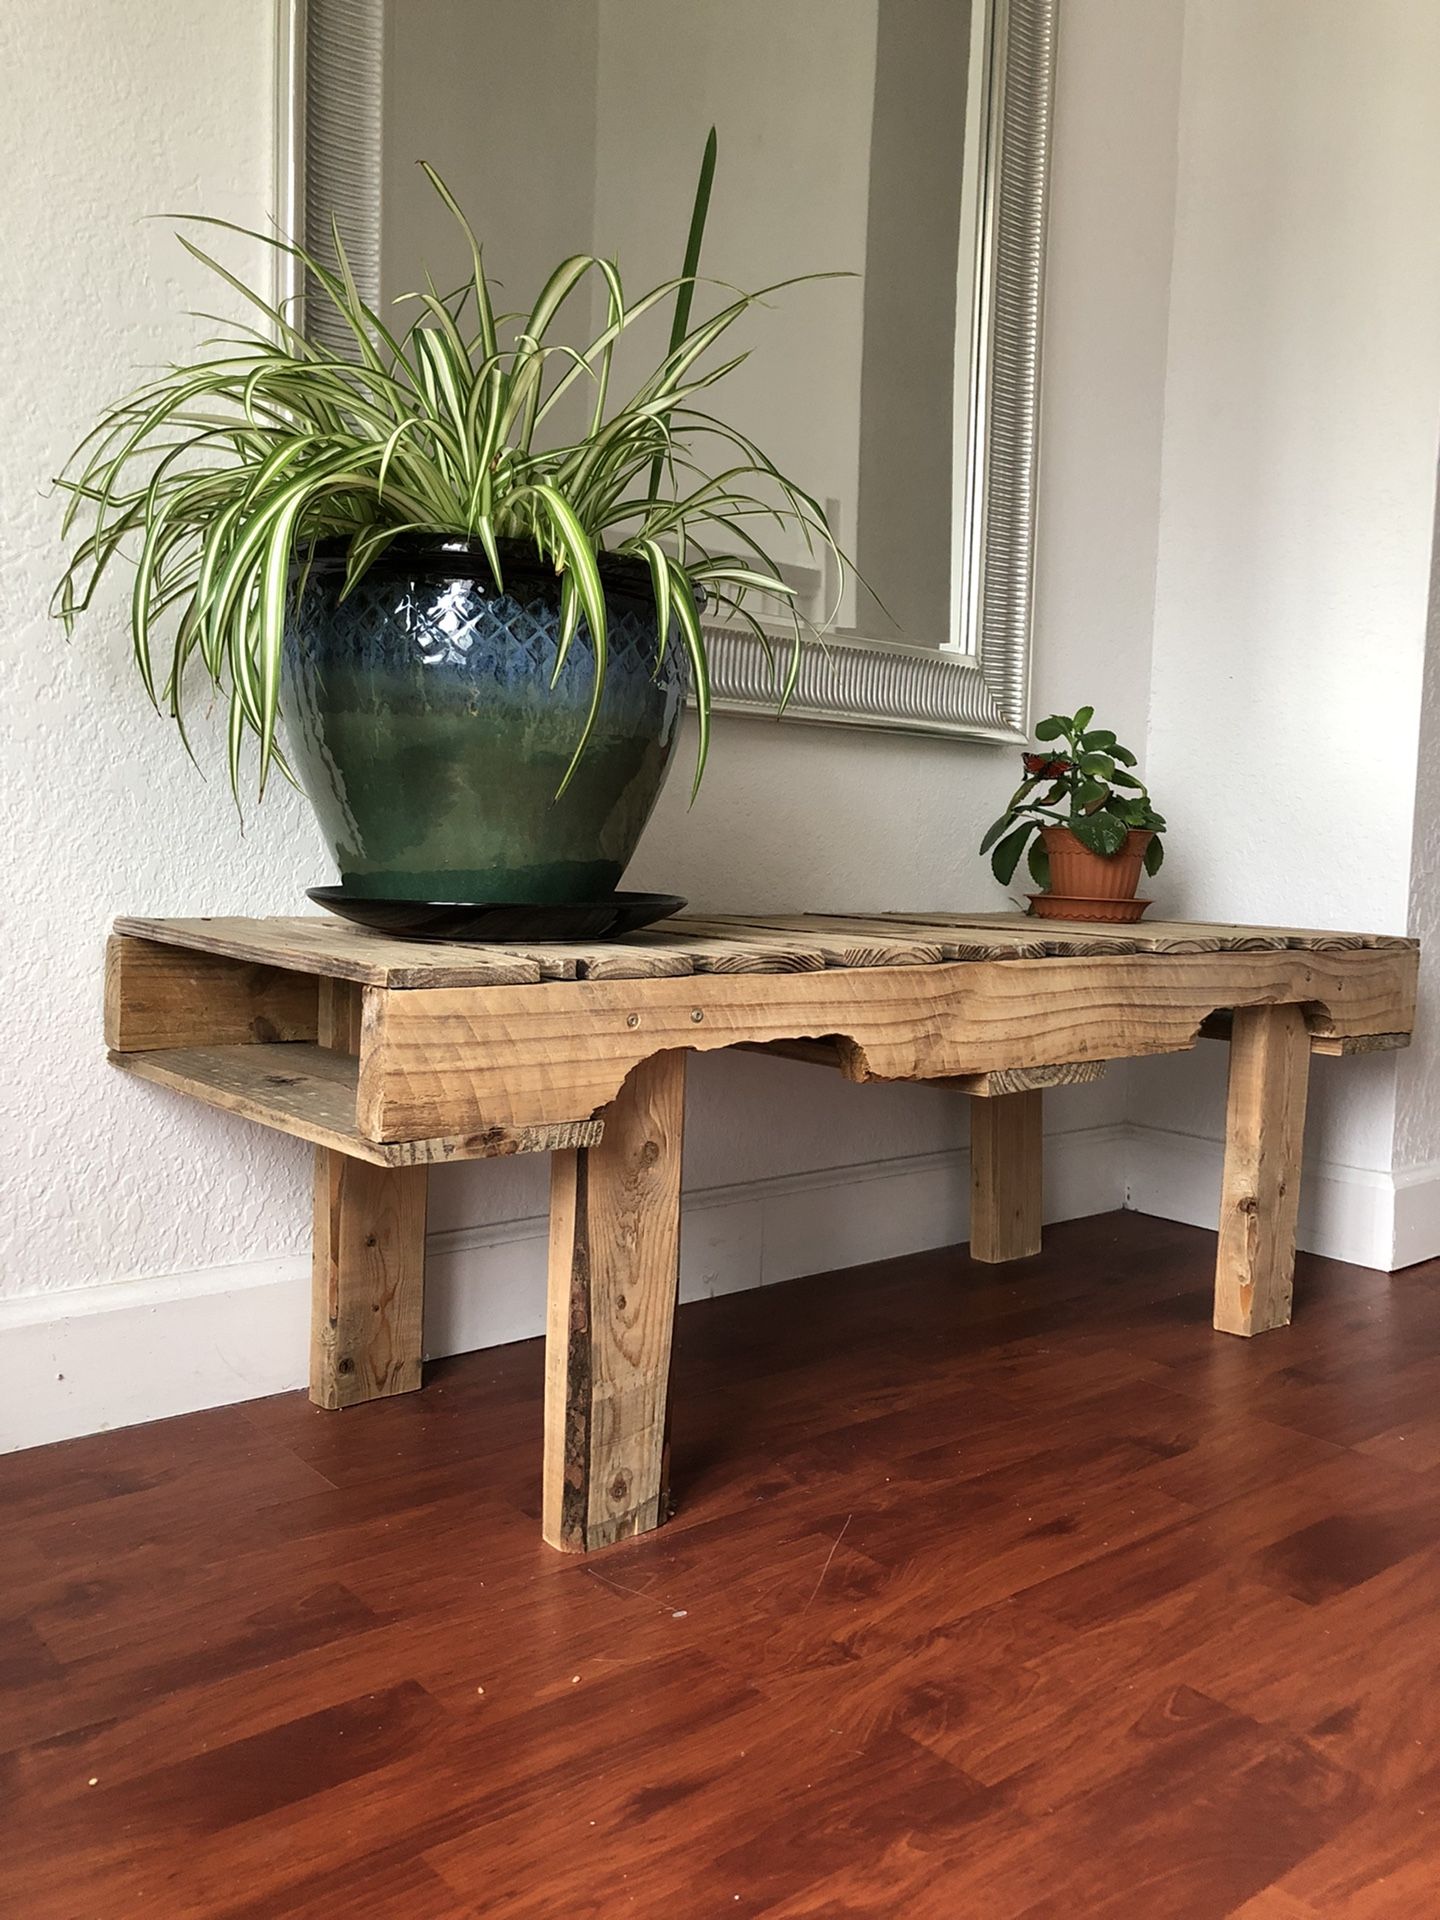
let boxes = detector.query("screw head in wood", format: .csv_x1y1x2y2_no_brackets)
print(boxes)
691,1008,704,1023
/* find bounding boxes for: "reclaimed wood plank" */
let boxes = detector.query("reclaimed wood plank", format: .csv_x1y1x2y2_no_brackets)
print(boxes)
114,916,543,988
1215,1005,1313,1337
108,1045,601,1166
1201,1011,1411,1056
357,947,1417,1137
719,916,957,967
894,912,1414,954
114,911,1417,994
311,1150,427,1409
480,943,693,982
946,1060,1108,1096
801,912,1114,957
317,978,364,1052
735,1043,1108,1095
970,1089,1043,1262
1307,1030,1411,1057
668,917,950,968
105,934,318,1050
544,1051,686,1551
622,933,828,975
310,974,427,1410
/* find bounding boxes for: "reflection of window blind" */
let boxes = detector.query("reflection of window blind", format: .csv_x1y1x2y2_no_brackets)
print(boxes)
303,0,384,357
855,0,970,647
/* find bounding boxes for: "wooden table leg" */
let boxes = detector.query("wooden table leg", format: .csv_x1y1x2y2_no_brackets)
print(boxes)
1215,1003,1312,1336
969,1089,1043,1262
310,1151,428,1407
309,977,427,1408
543,1049,687,1552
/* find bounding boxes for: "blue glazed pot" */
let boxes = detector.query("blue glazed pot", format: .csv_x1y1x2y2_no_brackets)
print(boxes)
282,534,689,904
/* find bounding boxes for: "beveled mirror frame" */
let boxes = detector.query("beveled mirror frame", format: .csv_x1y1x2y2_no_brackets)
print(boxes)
276,0,1054,745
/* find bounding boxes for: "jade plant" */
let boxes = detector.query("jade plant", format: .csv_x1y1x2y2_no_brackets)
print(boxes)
52,136,843,800
980,707,1166,889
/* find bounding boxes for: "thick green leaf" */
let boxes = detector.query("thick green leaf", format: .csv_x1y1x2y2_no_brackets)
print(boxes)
1072,704,1094,732
667,556,711,797
1078,751,1115,779
991,822,1033,887
648,125,716,500
637,537,672,669
1033,715,1066,742
1027,839,1050,890
979,812,1017,856
1144,835,1165,875
1069,811,1129,856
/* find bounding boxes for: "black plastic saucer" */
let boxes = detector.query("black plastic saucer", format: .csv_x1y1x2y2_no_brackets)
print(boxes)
307,888,686,943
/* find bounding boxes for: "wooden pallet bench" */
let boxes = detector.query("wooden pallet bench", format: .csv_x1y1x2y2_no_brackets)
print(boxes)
104,910,1417,1552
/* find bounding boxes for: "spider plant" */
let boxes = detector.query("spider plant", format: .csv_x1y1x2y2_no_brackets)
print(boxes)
52,140,843,802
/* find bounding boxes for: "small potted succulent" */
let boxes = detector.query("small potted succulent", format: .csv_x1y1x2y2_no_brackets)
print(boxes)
980,707,1165,922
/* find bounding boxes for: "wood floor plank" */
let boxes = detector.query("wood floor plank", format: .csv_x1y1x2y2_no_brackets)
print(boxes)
3,1211,1439,1915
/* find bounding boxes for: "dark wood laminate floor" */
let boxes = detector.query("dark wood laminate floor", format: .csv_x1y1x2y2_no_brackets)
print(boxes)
4,1210,1440,1918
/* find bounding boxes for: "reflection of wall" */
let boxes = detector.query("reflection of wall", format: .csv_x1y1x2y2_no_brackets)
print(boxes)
593,0,876,623
382,1,879,618
856,0,973,642
381,0,598,359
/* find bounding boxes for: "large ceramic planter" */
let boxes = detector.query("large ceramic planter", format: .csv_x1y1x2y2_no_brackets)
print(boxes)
282,535,688,904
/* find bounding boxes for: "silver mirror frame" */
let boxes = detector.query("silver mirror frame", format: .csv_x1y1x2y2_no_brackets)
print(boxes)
276,0,1054,745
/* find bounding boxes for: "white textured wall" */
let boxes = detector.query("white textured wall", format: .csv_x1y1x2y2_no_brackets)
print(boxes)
1394,461,1440,1180
0,0,326,1300
0,0,1181,1443
1127,0,1440,1214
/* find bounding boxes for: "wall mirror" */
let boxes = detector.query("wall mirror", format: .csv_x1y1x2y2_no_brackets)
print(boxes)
279,0,1054,742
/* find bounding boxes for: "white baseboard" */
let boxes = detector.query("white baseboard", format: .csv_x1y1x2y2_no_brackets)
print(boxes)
1122,1122,1440,1274
0,1125,1127,1454
1390,1158,1440,1270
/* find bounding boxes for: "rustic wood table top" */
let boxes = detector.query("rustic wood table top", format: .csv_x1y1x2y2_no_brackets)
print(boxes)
107,908,1417,1143
103,909,1418,1551
111,907,1417,985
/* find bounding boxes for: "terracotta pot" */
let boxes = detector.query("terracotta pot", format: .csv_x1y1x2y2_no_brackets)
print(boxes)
1040,826,1152,902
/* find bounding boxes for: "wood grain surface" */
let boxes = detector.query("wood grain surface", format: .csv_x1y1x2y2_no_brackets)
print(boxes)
358,948,1416,1138
1215,1006,1313,1337
4,1211,1439,1916
108,1044,601,1166
114,910,1418,987
544,1052,687,1552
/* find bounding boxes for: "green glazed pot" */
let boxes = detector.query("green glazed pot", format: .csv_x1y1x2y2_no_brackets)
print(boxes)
282,535,689,904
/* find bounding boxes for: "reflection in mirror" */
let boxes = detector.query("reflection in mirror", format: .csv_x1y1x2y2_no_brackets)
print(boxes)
294,0,1053,740
378,0,987,653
